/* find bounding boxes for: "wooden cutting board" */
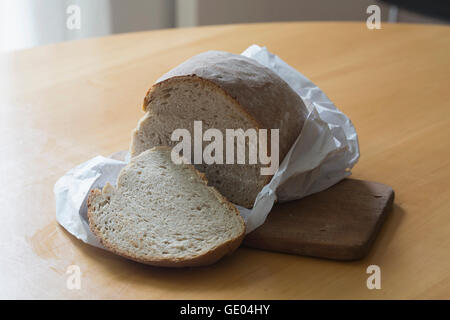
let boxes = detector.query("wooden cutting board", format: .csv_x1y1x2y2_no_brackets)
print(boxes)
244,179,394,260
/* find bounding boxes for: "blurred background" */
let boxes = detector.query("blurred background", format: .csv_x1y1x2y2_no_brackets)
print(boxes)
0,0,449,52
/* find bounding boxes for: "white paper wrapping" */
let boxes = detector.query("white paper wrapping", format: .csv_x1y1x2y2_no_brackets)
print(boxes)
54,45,359,249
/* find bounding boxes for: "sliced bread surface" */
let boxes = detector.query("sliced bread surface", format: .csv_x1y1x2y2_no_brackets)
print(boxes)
87,146,245,267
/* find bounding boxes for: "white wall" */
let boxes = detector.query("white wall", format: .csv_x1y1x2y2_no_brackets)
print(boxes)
109,0,174,33
1,0,446,52
175,0,447,27
0,0,173,52
0,0,113,52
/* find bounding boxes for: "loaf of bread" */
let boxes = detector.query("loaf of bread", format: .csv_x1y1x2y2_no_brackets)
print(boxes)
87,147,245,267
131,51,309,208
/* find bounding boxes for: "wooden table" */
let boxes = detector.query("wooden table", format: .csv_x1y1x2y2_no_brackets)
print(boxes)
0,22,449,299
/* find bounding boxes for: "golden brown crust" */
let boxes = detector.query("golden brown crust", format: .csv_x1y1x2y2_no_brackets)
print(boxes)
87,147,246,268
146,51,308,161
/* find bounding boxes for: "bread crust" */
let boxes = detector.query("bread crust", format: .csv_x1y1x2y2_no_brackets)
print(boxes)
87,146,246,268
144,51,308,164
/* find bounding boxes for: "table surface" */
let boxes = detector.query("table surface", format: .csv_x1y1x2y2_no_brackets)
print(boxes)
0,22,449,299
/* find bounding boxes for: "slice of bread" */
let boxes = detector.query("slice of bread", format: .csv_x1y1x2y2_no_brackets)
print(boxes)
130,51,309,208
87,146,245,267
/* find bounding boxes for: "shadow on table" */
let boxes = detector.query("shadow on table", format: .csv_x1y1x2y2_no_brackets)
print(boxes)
63,226,285,294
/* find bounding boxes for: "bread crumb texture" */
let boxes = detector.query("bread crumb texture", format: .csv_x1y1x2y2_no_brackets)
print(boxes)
87,147,245,267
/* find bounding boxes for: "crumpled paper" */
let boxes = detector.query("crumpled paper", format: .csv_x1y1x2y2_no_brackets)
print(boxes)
54,45,359,249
